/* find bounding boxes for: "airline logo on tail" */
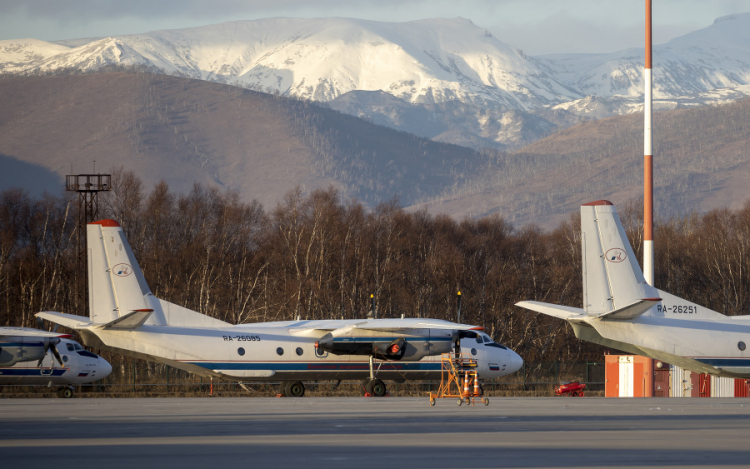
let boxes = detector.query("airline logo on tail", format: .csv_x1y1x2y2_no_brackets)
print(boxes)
606,248,627,263
113,264,132,277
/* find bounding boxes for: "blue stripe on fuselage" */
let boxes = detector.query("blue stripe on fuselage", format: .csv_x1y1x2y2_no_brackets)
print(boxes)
331,337,452,342
695,358,750,367
0,342,45,347
0,368,67,376
186,361,443,372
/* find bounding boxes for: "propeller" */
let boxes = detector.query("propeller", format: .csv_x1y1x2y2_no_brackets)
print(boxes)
37,337,64,368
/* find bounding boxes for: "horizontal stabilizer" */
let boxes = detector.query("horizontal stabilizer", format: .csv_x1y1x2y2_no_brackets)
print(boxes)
596,298,661,320
35,311,92,330
515,301,586,321
101,310,153,330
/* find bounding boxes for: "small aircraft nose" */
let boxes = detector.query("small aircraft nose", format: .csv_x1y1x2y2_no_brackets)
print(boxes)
99,358,113,379
508,350,523,374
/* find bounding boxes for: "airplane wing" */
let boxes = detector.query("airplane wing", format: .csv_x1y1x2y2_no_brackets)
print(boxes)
352,319,483,331
287,318,482,337
0,327,72,338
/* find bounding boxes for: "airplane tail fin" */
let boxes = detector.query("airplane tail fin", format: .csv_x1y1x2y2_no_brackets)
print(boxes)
87,220,229,328
87,220,165,325
580,201,659,316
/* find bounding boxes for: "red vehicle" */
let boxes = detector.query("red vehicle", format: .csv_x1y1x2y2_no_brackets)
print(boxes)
555,381,586,397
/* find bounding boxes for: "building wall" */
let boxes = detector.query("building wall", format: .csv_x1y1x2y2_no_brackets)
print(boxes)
605,354,750,398
604,355,653,397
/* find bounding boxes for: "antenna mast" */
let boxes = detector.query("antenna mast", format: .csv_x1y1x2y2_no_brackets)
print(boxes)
644,0,654,286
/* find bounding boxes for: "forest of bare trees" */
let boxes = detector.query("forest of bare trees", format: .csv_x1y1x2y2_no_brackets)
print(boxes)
2,170,750,364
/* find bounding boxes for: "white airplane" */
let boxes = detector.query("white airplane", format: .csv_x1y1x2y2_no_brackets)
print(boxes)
0,327,112,397
517,200,750,378
37,219,523,397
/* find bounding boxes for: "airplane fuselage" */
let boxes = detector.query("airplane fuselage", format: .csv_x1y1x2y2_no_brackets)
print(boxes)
76,319,521,382
576,313,750,377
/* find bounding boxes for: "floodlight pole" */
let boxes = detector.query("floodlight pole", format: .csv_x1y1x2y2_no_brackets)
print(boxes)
65,174,112,314
644,0,654,286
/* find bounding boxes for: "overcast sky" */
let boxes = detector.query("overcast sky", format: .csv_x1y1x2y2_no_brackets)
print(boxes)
1,0,748,55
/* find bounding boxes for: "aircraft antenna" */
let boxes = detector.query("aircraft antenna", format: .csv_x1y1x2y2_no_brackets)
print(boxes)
643,0,654,286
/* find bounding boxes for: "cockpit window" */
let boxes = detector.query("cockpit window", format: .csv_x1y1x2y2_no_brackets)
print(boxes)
477,333,495,344
74,343,83,351
66,343,75,352
77,350,99,359
485,342,508,350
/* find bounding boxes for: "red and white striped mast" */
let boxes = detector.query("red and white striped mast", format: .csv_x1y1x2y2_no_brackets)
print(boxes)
644,0,654,285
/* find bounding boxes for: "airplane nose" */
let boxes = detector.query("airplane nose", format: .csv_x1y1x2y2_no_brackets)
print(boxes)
508,350,523,374
99,358,113,379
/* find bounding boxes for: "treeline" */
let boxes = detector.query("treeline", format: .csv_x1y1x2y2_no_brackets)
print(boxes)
2,171,750,362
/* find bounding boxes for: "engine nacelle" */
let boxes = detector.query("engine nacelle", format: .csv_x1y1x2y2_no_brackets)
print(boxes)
315,334,446,361
0,336,58,366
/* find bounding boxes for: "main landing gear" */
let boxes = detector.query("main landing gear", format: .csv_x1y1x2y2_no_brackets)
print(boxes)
362,356,389,397
56,386,74,398
280,381,305,397
362,378,387,397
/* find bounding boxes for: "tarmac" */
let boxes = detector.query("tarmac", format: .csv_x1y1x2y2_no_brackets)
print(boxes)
1,396,750,468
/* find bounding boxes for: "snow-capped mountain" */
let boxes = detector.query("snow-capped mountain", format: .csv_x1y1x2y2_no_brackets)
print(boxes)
536,14,750,99
2,14,750,150
0,18,578,108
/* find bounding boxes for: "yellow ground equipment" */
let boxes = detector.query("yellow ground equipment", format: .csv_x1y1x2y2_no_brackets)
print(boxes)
428,353,489,406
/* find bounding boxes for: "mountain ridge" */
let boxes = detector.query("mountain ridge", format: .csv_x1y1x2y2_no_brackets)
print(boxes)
1,71,749,228
4,15,748,151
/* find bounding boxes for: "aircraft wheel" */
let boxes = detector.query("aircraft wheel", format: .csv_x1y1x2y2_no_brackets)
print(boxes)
430,399,435,406
284,381,305,397
483,398,490,406
58,387,73,398
457,398,463,406
368,379,387,397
